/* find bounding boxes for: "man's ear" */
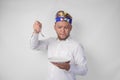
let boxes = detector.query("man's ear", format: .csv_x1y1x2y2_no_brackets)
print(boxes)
54,24,56,30
69,25,72,31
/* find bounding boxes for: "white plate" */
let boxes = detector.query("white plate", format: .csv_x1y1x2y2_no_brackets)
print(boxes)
48,57,70,63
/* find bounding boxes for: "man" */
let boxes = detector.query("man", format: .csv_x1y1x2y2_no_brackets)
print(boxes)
30,10,88,80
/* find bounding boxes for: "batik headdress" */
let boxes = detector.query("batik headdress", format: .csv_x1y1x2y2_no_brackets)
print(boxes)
55,10,72,24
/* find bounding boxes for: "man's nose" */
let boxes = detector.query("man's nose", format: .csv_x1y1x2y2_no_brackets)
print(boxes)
61,28,65,33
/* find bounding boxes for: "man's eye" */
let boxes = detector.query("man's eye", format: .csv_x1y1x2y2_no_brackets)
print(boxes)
65,26,68,29
58,26,62,28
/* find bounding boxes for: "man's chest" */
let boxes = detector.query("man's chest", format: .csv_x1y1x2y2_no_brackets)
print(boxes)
47,42,74,59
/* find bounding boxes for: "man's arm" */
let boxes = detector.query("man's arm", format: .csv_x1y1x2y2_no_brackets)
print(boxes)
30,21,48,50
51,44,88,75
68,44,88,75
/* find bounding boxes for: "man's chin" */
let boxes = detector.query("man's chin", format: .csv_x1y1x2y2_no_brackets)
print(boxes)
59,38,66,40
58,36,68,40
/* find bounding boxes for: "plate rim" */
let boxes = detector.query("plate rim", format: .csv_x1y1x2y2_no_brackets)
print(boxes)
48,57,70,63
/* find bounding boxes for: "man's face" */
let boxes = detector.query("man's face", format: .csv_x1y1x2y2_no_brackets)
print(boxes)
54,21,72,40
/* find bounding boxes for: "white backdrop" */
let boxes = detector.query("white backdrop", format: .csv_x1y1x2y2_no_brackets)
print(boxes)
0,0,120,80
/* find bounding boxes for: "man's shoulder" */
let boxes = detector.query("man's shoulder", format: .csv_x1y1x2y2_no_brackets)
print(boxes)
69,38,84,49
46,37,56,43
69,38,80,45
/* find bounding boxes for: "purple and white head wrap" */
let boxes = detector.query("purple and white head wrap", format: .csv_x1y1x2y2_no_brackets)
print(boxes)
55,17,72,24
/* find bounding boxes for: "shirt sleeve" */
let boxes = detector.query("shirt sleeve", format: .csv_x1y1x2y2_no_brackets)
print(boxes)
30,33,48,51
68,44,88,76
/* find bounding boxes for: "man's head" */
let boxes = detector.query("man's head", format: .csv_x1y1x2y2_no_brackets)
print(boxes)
54,10,72,40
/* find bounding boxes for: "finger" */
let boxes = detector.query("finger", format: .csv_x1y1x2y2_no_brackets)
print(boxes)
34,22,40,26
51,62,70,70
54,63,65,68
33,22,42,29
35,20,40,24
35,21,42,26
65,61,70,63
51,62,59,65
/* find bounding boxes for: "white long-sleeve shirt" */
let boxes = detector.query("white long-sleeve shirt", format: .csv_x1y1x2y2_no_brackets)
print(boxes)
30,33,88,80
